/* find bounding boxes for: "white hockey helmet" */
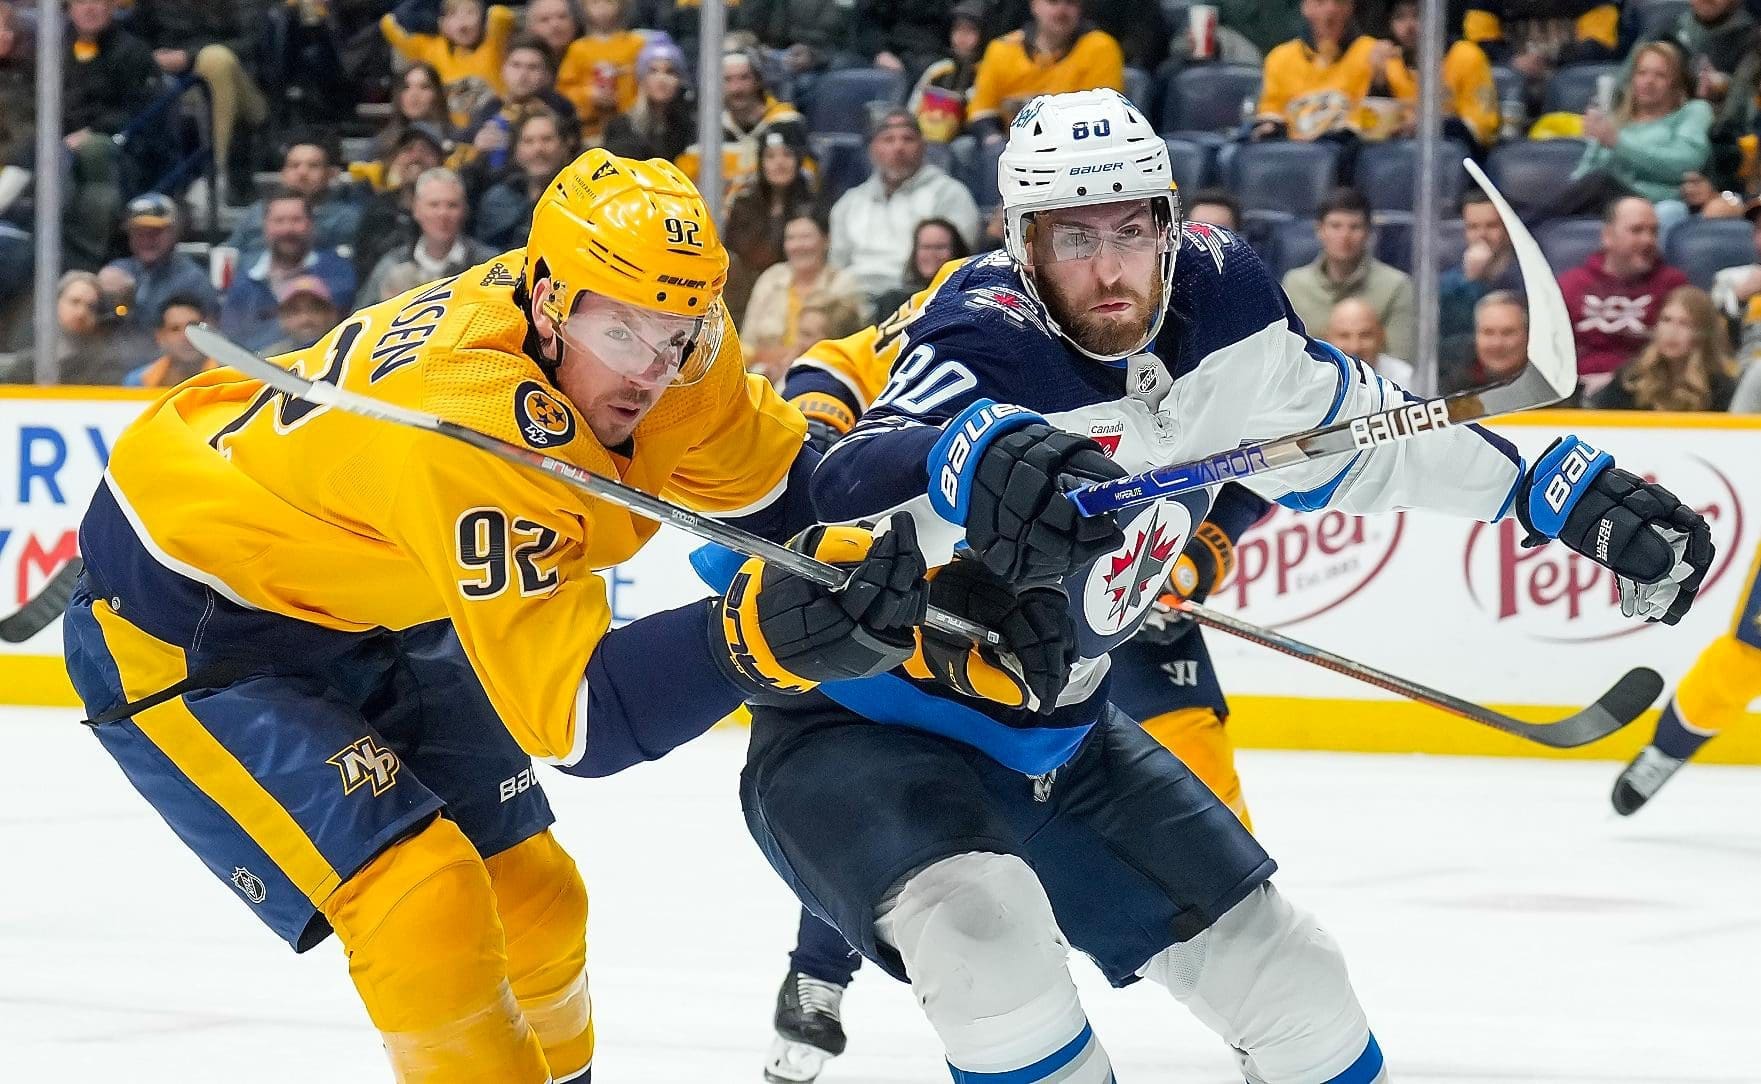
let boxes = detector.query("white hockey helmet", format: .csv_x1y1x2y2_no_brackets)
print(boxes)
999,88,1181,362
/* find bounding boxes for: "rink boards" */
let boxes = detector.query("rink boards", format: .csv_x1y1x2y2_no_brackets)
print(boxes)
1,388,1757,763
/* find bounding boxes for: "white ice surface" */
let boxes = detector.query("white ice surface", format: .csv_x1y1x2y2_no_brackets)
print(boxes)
2,708,1758,1083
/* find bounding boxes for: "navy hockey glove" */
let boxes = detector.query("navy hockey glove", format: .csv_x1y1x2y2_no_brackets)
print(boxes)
927,400,1127,585
1514,436,1714,625
717,514,929,694
1137,521,1236,645
903,557,1078,712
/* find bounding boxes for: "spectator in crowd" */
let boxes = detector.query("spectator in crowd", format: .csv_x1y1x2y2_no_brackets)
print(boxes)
1327,296,1414,384
227,132,365,257
372,63,459,164
362,168,497,303
722,129,822,323
126,295,218,388
966,0,1125,142
908,0,989,143
1439,188,1522,343
749,287,866,384
0,1,32,171
93,262,157,366
1372,0,1498,154
601,36,695,162
1630,0,1756,187
1208,0,1305,58
1281,187,1416,360
873,216,972,317
476,111,576,249
828,108,980,301
1558,195,1690,395
264,275,343,355
382,0,519,126
1077,0,1169,73
1552,41,1711,223
353,126,450,278
862,0,964,81
45,270,133,383
1252,0,1382,143
1441,289,1528,394
524,0,584,61
1185,187,1242,230
466,35,577,172
1588,285,1738,410
1161,0,1269,72
557,0,647,141
103,193,218,334
57,0,157,269
220,190,357,351
1676,169,1750,222
742,212,863,375
1710,211,1761,366
737,0,861,85
131,0,270,206
676,49,810,199
1461,0,1619,84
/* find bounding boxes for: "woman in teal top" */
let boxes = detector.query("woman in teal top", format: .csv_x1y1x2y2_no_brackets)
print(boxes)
1552,40,1712,227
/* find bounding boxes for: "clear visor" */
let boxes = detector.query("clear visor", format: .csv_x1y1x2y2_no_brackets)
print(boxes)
559,294,724,387
1034,218,1172,264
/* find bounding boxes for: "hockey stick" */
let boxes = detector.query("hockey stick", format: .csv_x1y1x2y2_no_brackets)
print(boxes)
1180,600,1663,748
0,556,83,644
1068,158,1577,518
184,325,1000,647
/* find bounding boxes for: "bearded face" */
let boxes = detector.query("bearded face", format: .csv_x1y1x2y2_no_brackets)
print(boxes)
1028,199,1166,359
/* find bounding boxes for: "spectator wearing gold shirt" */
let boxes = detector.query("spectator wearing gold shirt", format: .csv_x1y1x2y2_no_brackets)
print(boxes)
1252,0,1384,143
966,0,1124,144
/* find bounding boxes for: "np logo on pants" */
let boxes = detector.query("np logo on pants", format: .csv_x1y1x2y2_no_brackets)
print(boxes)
328,737,401,797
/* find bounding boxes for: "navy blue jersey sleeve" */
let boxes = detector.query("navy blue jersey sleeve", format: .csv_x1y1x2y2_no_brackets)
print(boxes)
1208,483,1272,544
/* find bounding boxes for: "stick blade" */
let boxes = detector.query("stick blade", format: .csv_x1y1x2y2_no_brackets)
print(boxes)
1506,667,1666,749
187,324,307,395
1462,158,1578,403
0,557,84,643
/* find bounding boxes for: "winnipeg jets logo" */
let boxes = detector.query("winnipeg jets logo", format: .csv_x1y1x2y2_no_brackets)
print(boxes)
1080,500,1192,636
965,287,1049,333
1576,294,1653,336
1181,222,1231,273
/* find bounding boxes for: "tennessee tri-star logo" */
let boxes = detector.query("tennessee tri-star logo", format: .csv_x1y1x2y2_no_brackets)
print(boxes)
1101,511,1181,626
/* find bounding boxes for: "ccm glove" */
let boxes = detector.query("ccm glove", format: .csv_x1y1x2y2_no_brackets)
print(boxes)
1515,436,1714,625
717,514,929,694
1137,521,1236,645
927,400,1127,585
903,557,1078,712
788,390,858,456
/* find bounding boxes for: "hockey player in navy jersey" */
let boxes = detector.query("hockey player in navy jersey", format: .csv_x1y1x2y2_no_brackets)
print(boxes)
739,88,1713,1084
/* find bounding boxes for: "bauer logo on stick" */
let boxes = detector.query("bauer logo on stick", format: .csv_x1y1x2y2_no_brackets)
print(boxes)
515,380,577,448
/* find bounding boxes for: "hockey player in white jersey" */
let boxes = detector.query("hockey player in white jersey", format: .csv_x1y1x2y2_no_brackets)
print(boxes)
734,89,1714,1084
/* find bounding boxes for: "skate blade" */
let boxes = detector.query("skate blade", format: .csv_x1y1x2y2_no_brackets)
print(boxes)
764,1036,834,1083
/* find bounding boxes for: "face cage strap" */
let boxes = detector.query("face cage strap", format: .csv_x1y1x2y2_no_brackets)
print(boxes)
1017,195,1183,364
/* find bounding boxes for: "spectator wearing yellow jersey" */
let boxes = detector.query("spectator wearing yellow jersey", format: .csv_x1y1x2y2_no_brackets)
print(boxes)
966,0,1124,144
1252,0,1385,143
676,49,811,202
557,0,647,143
381,0,519,126
1462,0,1619,85
1374,0,1499,154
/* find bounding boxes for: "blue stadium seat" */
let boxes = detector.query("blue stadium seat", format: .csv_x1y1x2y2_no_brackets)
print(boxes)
810,132,870,205
1544,63,1620,115
961,137,1007,210
1225,140,1341,216
1627,0,1688,44
1665,216,1756,289
1163,136,1215,190
1355,139,1470,213
1124,66,1154,114
1162,64,1262,133
1485,138,1588,220
1239,209,1291,269
1539,216,1604,275
1373,214,1468,273
804,67,907,135
1270,214,1321,277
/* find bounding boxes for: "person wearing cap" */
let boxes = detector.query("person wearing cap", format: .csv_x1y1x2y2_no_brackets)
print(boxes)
219,188,358,351
264,273,344,354
907,1,990,142
124,294,219,388
362,167,498,304
102,193,217,333
965,0,1125,143
828,108,979,301
601,34,696,163
676,49,811,201
225,130,365,259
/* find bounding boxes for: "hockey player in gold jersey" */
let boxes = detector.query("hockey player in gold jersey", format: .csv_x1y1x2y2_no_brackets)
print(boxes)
1612,541,1761,814
62,150,931,1083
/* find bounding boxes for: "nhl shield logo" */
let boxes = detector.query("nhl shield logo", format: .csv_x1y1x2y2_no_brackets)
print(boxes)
514,380,577,449
232,867,267,904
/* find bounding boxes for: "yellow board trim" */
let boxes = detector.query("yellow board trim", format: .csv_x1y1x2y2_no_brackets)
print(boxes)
87,603,343,902
1,654,80,705
0,385,159,401
1503,408,1761,430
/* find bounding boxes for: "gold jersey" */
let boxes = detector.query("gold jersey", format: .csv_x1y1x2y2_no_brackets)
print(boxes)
99,253,806,766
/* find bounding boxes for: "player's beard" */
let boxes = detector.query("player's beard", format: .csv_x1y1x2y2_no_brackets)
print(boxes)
1038,269,1164,359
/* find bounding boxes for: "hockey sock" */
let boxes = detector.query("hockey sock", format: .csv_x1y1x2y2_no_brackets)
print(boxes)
789,908,862,987
1650,700,1716,761
1660,634,1761,757
486,831,595,1082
